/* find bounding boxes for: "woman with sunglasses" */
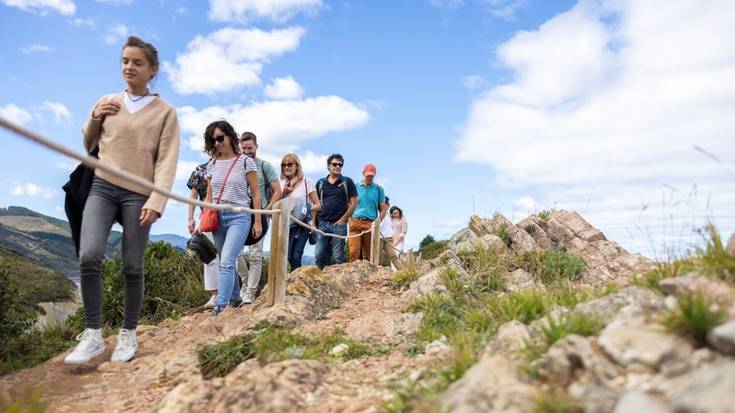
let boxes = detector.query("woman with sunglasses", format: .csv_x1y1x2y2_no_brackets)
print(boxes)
65,36,180,364
200,120,261,315
279,154,320,270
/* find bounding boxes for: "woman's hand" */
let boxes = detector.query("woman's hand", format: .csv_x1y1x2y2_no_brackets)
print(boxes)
93,98,121,119
282,179,294,196
252,220,263,238
187,218,196,234
140,208,160,226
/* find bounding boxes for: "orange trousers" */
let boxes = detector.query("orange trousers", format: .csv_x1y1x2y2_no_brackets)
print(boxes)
348,218,373,262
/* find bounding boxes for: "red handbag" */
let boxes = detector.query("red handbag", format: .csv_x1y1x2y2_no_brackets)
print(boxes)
200,156,240,232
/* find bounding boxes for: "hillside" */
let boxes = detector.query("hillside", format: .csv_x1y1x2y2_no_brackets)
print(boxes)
0,245,75,305
1,210,734,412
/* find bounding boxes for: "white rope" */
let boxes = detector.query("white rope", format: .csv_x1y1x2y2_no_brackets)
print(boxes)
0,116,279,215
288,215,374,240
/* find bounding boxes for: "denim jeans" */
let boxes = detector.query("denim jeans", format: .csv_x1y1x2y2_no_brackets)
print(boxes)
315,221,347,269
79,177,150,330
288,224,310,270
212,211,251,307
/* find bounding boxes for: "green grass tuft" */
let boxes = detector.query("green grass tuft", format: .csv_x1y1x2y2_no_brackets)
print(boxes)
533,388,583,413
495,223,511,246
538,210,551,222
662,292,726,345
391,268,420,290
697,224,735,283
521,250,585,284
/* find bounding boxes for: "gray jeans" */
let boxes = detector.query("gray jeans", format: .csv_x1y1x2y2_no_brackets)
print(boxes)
79,177,151,330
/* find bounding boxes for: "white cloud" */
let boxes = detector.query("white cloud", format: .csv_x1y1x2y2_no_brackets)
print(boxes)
0,103,33,125
20,44,54,54
209,0,322,24
264,76,304,100
514,196,536,211
163,27,305,96
69,17,95,27
10,182,58,198
1,0,75,15
462,74,486,91
178,95,369,161
56,159,77,172
455,0,735,255
104,23,129,45
481,0,525,20
294,150,327,174
176,160,202,181
42,101,71,122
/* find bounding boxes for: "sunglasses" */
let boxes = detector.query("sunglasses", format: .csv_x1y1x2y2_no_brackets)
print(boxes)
330,162,343,167
281,162,296,168
209,134,226,143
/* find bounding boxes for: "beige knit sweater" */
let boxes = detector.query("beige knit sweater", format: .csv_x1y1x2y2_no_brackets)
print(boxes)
82,93,180,215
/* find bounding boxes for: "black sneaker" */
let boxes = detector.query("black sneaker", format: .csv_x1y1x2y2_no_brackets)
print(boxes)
230,298,243,308
211,305,225,315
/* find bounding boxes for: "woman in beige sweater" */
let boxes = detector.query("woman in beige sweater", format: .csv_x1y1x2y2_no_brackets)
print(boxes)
65,36,180,365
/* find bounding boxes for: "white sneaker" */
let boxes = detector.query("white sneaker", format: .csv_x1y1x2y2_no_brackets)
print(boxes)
242,289,256,304
64,328,104,364
111,329,137,362
204,295,216,309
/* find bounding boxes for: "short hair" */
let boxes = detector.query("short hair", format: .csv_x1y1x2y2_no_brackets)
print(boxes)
122,36,159,79
384,196,390,205
240,131,257,146
203,120,240,158
327,153,344,165
389,206,403,218
280,153,304,181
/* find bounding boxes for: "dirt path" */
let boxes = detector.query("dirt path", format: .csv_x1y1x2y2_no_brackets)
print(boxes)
0,264,437,412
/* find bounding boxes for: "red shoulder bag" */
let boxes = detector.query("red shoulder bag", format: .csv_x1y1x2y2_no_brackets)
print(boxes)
200,155,240,232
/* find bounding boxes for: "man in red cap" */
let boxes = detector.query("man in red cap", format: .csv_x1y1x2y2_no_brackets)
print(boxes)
348,163,387,262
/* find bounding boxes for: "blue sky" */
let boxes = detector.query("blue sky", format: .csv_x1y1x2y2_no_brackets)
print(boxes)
1,0,734,258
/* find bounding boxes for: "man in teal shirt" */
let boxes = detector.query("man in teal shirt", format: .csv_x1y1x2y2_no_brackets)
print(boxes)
348,163,387,262
240,132,281,303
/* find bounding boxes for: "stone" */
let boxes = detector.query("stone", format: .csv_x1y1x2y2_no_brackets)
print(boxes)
455,239,489,254
506,268,535,292
449,227,477,246
613,391,671,413
671,360,735,413
329,343,350,356
660,274,735,309
573,287,663,323
486,321,531,359
516,217,553,249
402,267,448,302
535,334,619,387
598,316,693,370
727,233,735,257
481,234,509,252
552,210,607,242
438,355,538,413
425,336,451,356
385,312,423,337
506,225,539,254
156,377,219,413
707,319,735,355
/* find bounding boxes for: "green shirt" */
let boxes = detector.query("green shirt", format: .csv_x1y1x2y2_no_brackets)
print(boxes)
255,158,279,209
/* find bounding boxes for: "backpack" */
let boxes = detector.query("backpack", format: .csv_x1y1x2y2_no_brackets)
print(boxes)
316,176,350,204
260,160,274,205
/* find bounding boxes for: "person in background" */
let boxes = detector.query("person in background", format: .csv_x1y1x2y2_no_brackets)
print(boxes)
390,206,408,252
66,36,180,364
280,154,320,270
348,163,387,262
239,132,281,304
379,197,402,270
201,120,261,315
314,154,357,269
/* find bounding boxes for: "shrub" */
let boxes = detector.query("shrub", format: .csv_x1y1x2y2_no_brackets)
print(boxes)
419,235,436,251
456,246,510,293
697,224,735,283
522,250,585,284
633,259,697,292
67,242,208,331
390,268,419,290
0,387,49,413
538,210,551,222
0,269,33,346
495,223,511,246
198,334,255,379
1,323,77,376
420,240,449,260
662,292,726,345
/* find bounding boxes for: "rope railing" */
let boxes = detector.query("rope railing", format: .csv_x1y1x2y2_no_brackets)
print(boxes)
0,116,280,215
288,214,375,240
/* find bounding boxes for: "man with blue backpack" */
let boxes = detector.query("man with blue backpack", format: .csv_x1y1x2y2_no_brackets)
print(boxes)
315,154,357,269
348,163,387,262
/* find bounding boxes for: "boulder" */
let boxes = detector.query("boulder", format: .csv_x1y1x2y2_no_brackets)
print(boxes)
573,287,663,323
707,319,735,355
438,356,539,413
485,320,531,360
670,361,735,413
506,268,536,292
516,217,553,249
660,274,735,310
535,334,619,387
385,312,423,338
613,391,671,413
402,267,449,302
507,225,539,255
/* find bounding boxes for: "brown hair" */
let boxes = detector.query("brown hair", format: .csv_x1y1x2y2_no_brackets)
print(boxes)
203,120,240,158
240,131,257,146
122,36,159,79
280,153,304,182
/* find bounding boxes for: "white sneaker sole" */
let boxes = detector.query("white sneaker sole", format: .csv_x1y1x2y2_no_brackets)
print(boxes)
111,346,136,363
64,345,105,364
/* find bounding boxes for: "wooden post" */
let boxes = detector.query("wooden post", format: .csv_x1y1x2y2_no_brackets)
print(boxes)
266,198,293,306
370,219,381,266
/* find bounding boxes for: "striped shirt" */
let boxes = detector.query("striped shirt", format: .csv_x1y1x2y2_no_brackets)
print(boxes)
205,156,257,208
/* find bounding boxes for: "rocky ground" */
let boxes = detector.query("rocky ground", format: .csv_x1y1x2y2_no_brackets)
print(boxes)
1,209,735,412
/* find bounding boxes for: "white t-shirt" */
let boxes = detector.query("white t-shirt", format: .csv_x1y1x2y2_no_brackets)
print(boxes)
206,156,257,208
123,92,156,114
281,177,316,203
379,215,393,237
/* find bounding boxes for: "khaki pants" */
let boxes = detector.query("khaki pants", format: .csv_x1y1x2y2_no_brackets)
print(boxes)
348,218,373,262
381,236,403,270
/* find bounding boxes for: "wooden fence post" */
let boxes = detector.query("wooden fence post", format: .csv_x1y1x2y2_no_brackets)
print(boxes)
266,198,293,306
370,219,381,266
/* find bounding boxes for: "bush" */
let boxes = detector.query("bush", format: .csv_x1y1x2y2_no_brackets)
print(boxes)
495,223,511,246
697,224,735,283
419,235,436,251
662,292,726,345
522,250,585,284
537,210,551,222
1,323,77,376
456,246,509,294
390,268,419,290
67,242,208,331
420,240,449,260
0,269,33,347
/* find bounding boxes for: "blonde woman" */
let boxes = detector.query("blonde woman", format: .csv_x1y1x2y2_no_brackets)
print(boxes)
66,36,179,364
280,154,320,269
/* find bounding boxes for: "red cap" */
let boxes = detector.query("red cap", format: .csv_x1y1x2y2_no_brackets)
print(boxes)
363,163,377,176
